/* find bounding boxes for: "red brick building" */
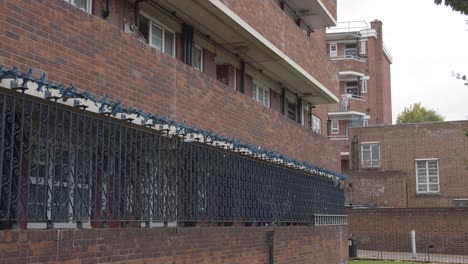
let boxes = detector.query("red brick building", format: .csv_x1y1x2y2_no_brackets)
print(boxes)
0,0,349,263
322,20,393,172
346,121,468,258
347,121,468,208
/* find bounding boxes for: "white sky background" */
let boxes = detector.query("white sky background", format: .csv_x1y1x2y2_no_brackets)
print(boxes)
337,0,468,123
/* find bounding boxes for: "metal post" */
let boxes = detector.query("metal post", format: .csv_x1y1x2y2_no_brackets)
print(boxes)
267,231,275,264
411,230,417,259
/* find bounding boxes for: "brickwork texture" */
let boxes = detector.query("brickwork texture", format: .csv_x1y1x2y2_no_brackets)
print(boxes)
0,226,348,264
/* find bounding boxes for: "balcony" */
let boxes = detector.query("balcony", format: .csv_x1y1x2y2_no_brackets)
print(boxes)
281,0,337,28
327,94,367,119
326,21,376,38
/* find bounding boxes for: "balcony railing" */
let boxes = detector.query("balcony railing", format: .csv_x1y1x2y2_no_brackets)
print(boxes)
331,55,366,62
327,94,367,113
0,89,346,229
326,21,370,34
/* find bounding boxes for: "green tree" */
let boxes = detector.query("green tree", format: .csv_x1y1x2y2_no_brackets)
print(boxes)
396,103,445,124
434,0,468,15
453,72,468,85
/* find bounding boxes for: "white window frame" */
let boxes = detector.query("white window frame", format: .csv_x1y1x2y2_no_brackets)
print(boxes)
140,12,176,58
192,45,203,71
361,79,368,93
331,120,339,134
415,159,440,194
361,142,381,168
253,81,270,107
64,0,92,13
312,115,321,134
360,40,367,55
330,43,337,57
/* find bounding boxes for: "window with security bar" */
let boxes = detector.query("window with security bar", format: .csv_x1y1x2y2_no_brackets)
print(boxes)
416,159,440,193
361,143,380,168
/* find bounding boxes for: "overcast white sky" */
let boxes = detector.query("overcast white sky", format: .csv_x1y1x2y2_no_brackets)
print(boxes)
337,0,468,123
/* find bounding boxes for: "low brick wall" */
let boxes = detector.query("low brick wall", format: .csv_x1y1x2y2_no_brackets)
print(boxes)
0,226,348,264
348,208,468,255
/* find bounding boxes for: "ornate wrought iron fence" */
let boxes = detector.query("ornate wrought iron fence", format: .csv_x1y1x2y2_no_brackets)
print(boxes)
0,90,345,229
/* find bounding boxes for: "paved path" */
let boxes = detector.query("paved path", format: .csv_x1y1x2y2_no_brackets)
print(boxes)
357,250,468,263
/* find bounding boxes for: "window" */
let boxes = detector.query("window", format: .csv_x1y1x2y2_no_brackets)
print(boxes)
361,80,368,93
138,14,176,57
287,102,296,121
345,43,357,58
360,40,367,55
331,120,339,134
192,45,203,71
253,81,270,107
64,0,92,13
416,159,440,193
362,119,369,127
361,143,380,168
330,43,337,57
312,115,321,134
345,81,358,97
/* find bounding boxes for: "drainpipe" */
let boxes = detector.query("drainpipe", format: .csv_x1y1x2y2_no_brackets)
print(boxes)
102,0,111,19
240,61,246,94
297,97,302,124
281,88,286,115
134,0,145,30
182,25,194,66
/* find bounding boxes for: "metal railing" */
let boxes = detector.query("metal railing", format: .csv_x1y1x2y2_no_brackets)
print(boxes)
0,90,346,229
326,21,370,34
327,95,367,113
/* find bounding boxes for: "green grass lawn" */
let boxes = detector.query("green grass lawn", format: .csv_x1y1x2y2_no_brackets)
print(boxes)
351,261,429,264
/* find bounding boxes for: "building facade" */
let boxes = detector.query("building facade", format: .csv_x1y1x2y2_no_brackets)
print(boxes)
0,0,349,263
345,121,468,259
323,20,393,172
346,121,468,208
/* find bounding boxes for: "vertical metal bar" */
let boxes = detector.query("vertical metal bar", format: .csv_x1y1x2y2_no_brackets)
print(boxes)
92,118,99,224
49,101,58,222
11,92,25,225
4,96,16,222
0,94,6,205
65,111,73,222
56,109,66,222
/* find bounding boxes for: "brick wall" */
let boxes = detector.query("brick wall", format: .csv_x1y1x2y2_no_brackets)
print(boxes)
346,171,407,208
0,0,341,171
348,208,468,255
349,121,468,208
0,226,348,264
